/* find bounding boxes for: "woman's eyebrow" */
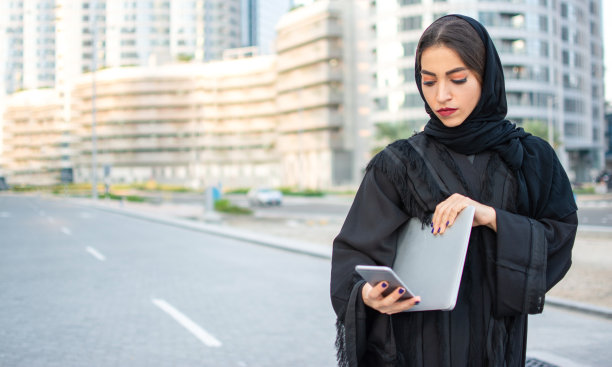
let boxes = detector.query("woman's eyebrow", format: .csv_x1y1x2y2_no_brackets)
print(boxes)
446,67,467,75
421,67,467,76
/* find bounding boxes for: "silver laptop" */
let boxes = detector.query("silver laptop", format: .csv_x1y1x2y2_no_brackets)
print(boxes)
393,206,475,312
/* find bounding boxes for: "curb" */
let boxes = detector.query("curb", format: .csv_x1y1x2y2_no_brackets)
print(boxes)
544,296,612,319
79,200,333,260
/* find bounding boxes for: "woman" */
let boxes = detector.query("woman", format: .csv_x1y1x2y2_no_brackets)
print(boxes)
330,14,577,367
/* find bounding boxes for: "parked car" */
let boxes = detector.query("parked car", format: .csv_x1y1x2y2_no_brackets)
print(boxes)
247,188,283,206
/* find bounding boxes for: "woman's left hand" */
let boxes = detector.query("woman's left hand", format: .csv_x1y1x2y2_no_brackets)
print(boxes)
431,193,497,235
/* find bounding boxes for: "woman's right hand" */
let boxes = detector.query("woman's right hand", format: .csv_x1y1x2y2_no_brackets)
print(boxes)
362,282,421,315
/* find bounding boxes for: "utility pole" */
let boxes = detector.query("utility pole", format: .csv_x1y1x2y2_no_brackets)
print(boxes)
91,0,98,200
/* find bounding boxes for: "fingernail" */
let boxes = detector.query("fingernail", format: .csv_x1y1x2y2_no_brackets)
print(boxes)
381,282,387,288
398,288,405,294
446,221,449,226
437,228,441,233
430,222,433,227
431,228,434,233
415,301,420,305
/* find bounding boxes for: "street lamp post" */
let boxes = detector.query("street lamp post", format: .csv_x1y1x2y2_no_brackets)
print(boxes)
91,0,98,200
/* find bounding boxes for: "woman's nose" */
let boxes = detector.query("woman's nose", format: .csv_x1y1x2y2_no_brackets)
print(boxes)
436,82,452,103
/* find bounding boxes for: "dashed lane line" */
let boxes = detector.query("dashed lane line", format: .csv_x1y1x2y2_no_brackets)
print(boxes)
152,298,222,348
86,247,106,261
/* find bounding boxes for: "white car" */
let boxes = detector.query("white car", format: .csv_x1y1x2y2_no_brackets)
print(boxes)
247,188,283,206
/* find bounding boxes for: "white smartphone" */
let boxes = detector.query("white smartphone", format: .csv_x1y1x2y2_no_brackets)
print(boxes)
355,265,415,299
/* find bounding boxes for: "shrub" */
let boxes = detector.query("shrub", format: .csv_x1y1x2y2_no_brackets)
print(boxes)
214,199,252,215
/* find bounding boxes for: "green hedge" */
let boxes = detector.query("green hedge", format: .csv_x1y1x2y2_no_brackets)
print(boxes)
214,199,252,214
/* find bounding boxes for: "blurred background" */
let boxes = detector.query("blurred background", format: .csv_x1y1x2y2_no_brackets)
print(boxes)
0,0,610,194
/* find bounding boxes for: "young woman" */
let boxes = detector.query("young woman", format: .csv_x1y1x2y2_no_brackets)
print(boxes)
330,15,577,367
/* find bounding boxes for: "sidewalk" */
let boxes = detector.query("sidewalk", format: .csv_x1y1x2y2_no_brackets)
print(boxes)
73,196,612,317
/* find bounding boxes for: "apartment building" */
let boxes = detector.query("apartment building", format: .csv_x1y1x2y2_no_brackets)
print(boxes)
370,0,606,182
2,0,56,94
275,0,373,188
70,58,280,189
2,89,68,185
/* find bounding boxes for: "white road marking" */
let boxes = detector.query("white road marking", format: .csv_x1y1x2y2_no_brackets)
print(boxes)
86,247,106,261
0,212,10,218
151,298,222,348
61,227,71,235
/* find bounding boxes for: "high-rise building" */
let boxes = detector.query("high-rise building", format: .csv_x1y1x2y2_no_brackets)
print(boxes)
370,0,606,182
2,0,56,94
241,0,294,54
2,0,245,96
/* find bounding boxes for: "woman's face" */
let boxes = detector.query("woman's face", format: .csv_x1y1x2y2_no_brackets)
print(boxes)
420,45,482,128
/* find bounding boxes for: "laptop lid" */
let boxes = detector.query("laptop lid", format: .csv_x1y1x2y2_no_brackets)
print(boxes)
393,206,475,312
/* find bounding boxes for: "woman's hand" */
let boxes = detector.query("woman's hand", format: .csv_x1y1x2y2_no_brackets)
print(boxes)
431,193,497,234
361,282,421,315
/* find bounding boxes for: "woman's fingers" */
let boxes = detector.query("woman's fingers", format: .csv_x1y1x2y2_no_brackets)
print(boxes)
432,194,469,235
362,282,422,315
380,293,422,315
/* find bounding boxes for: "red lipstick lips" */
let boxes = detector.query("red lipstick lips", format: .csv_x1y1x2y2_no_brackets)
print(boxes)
437,108,457,117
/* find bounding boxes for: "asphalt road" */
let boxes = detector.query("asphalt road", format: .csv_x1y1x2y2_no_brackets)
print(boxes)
0,195,337,367
1,195,611,367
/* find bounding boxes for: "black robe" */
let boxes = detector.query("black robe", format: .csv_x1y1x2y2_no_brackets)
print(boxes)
330,134,577,367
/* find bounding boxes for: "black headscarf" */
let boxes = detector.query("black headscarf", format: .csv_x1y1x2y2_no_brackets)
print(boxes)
416,14,576,219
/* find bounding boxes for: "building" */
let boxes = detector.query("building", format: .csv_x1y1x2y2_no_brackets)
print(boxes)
3,0,370,190
70,59,279,189
370,0,606,182
1,0,56,94
2,89,69,186
275,0,373,188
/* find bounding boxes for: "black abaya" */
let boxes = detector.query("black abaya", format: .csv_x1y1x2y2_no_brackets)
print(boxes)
330,135,577,367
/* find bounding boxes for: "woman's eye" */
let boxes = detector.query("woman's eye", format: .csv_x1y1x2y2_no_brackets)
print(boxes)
452,78,467,84
423,80,435,86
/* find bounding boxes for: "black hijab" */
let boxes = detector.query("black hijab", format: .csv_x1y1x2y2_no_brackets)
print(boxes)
416,14,576,219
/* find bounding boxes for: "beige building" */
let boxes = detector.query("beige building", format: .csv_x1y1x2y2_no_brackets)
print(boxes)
71,58,279,189
2,89,69,186
275,0,373,188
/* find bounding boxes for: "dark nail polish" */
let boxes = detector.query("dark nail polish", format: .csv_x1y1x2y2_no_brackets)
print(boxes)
446,221,449,226
430,222,433,227
431,228,434,233
398,288,405,294
437,228,441,233
381,282,387,288
415,301,420,305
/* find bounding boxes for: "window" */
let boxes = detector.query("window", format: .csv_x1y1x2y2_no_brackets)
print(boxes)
564,98,583,113
539,15,547,32
398,0,420,5
563,74,581,89
561,27,568,41
540,41,549,57
562,50,570,65
560,2,568,18
402,41,417,57
399,16,421,31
